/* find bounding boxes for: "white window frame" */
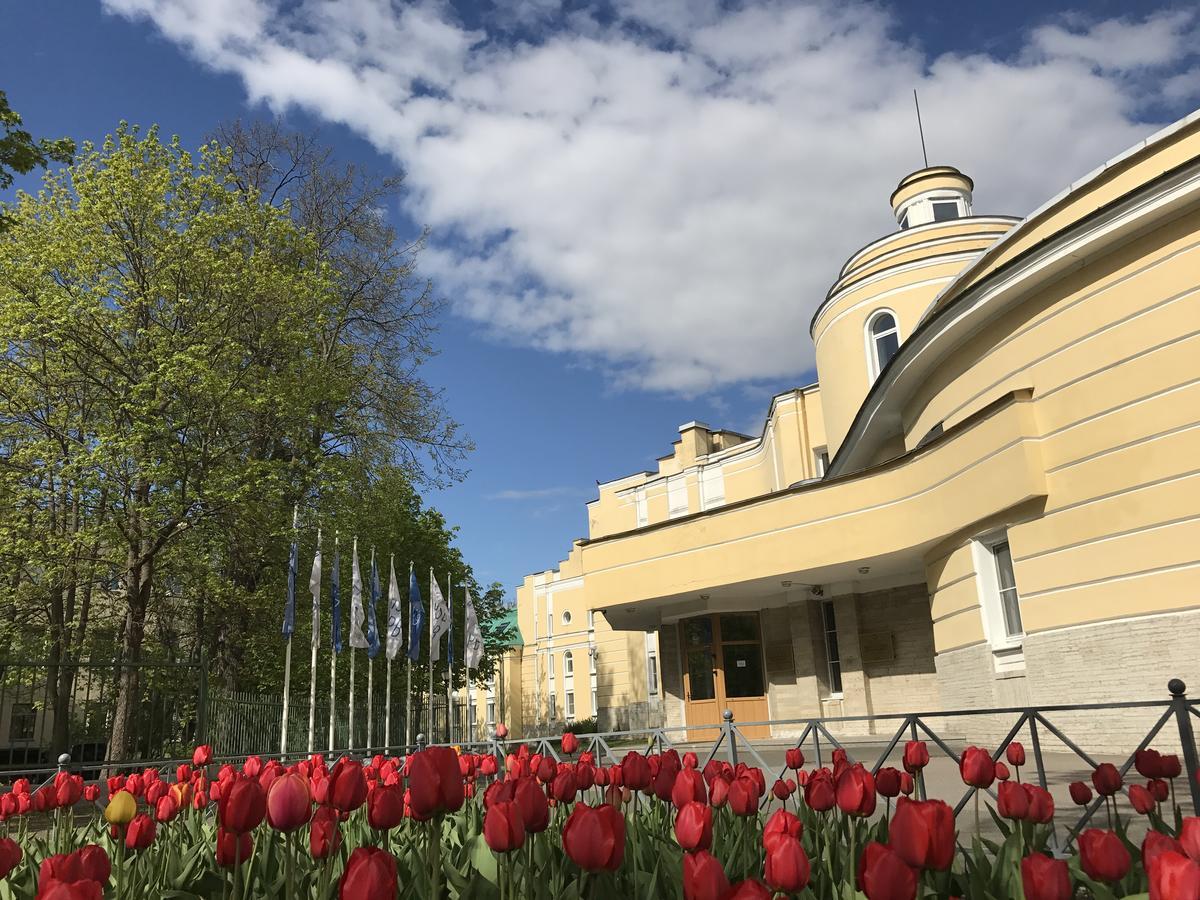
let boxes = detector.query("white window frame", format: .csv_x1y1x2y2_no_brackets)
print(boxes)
645,631,659,696
548,691,557,719
700,465,725,511
865,309,900,382
821,600,844,699
634,486,648,528
563,650,574,677
813,446,829,478
561,609,572,627
565,690,575,720
971,530,1026,671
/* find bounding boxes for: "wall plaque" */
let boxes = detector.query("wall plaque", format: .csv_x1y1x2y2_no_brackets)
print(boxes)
860,630,895,664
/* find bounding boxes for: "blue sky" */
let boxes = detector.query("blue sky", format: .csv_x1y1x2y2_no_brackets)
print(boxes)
2,0,1196,597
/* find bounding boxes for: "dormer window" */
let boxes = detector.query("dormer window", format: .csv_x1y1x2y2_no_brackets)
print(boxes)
898,210,909,230
866,310,900,380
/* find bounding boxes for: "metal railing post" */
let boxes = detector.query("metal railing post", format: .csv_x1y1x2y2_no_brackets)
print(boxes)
908,719,925,800
57,753,70,776
416,733,427,754
1027,713,1059,852
723,710,738,766
1168,679,1200,814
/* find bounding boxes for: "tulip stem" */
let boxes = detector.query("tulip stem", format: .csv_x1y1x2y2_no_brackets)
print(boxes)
631,794,640,891
285,831,295,900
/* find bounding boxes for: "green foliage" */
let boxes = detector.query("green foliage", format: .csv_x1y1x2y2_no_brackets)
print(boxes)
0,90,74,195
562,717,599,736
0,121,490,754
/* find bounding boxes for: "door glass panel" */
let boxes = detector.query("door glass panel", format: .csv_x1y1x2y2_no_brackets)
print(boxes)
684,617,713,648
686,650,716,701
722,645,764,698
719,614,758,643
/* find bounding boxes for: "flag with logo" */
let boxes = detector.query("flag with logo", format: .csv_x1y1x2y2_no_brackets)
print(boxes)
429,572,450,663
348,540,368,650
308,543,322,649
407,567,424,663
366,550,381,659
282,536,298,638
386,558,403,660
463,591,484,671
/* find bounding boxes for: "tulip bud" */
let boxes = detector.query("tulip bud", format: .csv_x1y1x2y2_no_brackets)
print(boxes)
104,791,137,826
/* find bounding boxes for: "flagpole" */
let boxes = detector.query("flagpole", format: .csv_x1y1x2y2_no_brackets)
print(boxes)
385,553,394,751
348,537,358,749
367,548,375,752
427,567,434,743
446,572,453,745
307,529,321,755
328,532,339,751
405,561,413,751
280,504,298,758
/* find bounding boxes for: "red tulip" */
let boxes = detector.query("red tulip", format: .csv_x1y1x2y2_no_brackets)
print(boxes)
192,745,212,767
1006,742,1026,767
764,834,810,893
899,772,914,796
479,755,498,777
725,881,771,900
998,781,1029,820
959,747,995,789
39,847,110,888
242,756,263,778
728,776,759,817
1148,779,1169,803
771,779,792,801
562,803,625,871
309,806,342,860
328,757,369,813
366,783,404,831
1161,755,1183,780
785,747,805,771
709,776,729,809
804,769,835,811
1143,831,1183,872
154,795,179,823
674,801,713,852
763,807,803,849
1136,749,1165,779
858,842,917,900
902,741,929,774
1078,829,1131,882
888,798,955,870
514,777,550,833
82,785,100,803
408,747,465,819
1021,853,1071,900
218,775,266,834
484,800,525,853
535,756,556,784
995,762,1011,781
124,814,156,851
1129,784,1156,815
1091,763,1123,797
1069,781,1093,805
0,837,21,879
621,752,651,791
672,769,706,809
876,767,902,798
215,827,252,868
551,770,578,805
1023,784,1054,824
682,850,729,900
1149,850,1200,900
561,732,579,755
495,723,508,739
266,774,311,832
1180,817,1200,860
338,847,397,900
836,763,876,817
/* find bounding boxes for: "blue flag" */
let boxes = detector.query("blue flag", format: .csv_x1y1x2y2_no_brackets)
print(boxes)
330,543,343,652
282,538,297,637
366,551,381,659
407,568,425,662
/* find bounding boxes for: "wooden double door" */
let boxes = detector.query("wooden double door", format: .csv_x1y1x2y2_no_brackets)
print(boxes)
680,612,770,740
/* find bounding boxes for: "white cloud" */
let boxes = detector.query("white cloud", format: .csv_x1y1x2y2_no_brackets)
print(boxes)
486,487,582,501
102,0,1198,393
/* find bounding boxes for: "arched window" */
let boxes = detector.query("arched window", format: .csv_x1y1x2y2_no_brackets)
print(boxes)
563,650,574,676
866,310,900,380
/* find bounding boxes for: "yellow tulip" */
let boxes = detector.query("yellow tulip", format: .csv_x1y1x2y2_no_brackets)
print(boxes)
104,790,137,825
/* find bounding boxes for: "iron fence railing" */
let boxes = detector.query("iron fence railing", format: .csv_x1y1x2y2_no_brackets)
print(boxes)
12,676,1198,853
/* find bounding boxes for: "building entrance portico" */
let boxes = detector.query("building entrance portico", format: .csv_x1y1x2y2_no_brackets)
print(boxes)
680,612,771,740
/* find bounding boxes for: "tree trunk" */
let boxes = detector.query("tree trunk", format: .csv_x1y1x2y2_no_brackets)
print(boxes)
108,546,152,762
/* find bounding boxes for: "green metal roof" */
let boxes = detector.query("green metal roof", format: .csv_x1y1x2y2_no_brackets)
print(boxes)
488,608,522,648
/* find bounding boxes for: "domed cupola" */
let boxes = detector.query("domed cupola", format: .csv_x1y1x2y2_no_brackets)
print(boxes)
890,165,974,230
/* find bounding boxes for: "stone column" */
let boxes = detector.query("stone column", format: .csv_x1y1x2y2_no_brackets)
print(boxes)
832,593,875,734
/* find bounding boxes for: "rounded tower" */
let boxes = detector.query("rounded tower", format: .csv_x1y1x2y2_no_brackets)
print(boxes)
811,166,1018,459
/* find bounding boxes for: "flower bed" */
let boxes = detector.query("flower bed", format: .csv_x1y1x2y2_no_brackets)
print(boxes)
0,738,1197,898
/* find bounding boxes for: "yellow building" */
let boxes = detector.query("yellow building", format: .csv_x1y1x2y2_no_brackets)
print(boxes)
518,111,1200,747
462,609,525,741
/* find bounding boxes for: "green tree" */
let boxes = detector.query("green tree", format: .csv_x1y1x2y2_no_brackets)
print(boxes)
0,90,73,224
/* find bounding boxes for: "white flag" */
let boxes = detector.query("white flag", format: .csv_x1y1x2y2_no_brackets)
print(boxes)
463,592,484,670
429,572,450,662
348,539,368,649
386,557,403,660
309,545,322,650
